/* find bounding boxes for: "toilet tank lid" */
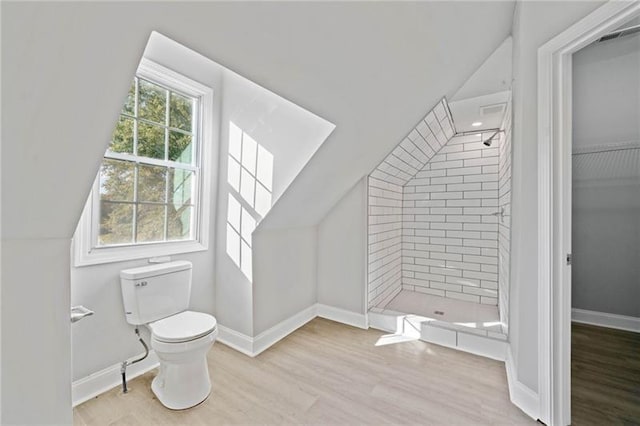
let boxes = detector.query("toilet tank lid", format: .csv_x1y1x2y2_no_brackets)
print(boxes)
120,261,192,280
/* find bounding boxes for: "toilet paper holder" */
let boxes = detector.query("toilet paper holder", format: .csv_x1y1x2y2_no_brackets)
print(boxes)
71,305,94,323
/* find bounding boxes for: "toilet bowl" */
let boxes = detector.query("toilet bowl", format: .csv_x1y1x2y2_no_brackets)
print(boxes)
147,310,218,410
120,261,218,410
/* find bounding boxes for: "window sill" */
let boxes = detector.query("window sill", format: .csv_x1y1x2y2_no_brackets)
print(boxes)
73,239,208,267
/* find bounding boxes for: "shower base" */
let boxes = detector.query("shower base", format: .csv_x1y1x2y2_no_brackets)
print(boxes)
368,290,507,360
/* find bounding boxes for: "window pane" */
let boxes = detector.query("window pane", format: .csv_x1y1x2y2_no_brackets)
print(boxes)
169,169,193,207
108,116,134,154
256,145,273,191
137,121,165,159
100,159,134,202
226,224,241,267
229,122,242,161
98,201,133,246
138,79,166,124
136,204,165,243
168,130,193,164
241,208,256,246
137,164,167,203
122,81,135,116
169,92,192,132
227,194,241,231
168,205,192,241
255,183,272,217
240,168,255,206
241,133,257,174
228,156,240,192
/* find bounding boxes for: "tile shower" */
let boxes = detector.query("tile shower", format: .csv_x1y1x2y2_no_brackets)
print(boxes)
367,98,512,350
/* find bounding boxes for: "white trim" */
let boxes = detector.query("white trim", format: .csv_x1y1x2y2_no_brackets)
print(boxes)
72,350,159,407
219,304,368,357
367,310,398,333
73,58,215,267
317,304,368,329
537,3,640,425
362,176,370,328
253,305,317,356
456,332,506,361
506,347,540,422
572,309,640,333
216,325,254,357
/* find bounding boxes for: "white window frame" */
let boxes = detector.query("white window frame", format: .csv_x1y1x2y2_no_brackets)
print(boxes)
73,58,214,266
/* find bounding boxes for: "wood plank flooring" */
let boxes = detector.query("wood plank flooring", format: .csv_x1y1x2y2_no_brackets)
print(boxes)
74,318,533,425
572,323,640,425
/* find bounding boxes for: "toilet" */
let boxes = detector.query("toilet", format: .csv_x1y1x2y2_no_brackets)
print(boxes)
120,261,217,410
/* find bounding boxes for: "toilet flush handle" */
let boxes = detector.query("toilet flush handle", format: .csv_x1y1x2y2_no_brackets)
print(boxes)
71,305,94,323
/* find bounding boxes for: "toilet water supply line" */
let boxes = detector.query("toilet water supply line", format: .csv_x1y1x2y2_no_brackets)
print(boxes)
120,326,149,394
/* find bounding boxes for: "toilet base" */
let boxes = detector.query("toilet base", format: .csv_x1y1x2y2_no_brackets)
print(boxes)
150,330,216,410
151,370,211,410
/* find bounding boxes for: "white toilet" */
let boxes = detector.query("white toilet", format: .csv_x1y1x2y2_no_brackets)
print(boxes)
120,261,217,410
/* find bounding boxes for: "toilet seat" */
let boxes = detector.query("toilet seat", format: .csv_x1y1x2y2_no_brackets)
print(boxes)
149,311,217,343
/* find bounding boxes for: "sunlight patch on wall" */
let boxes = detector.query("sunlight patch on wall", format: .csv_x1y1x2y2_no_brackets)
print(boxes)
226,121,274,280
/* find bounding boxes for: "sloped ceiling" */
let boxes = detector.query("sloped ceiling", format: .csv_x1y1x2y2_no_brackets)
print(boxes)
451,36,513,102
1,1,515,239
370,99,456,187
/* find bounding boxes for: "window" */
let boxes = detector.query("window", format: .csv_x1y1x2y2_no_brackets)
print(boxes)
74,59,214,266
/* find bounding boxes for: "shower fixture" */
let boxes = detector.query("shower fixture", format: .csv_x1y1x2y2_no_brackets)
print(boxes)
483,129,504,147
454,128,505,146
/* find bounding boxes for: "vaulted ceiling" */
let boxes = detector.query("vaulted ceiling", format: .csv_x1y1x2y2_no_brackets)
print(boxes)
2,1,516,238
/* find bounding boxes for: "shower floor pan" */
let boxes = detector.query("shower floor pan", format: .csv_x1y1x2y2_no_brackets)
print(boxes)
368,290,507,360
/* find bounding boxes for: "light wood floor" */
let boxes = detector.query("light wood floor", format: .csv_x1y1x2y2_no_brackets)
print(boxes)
74,318,533,425
572,323,640,425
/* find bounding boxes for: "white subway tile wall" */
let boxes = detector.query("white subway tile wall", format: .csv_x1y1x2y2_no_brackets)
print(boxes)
367,99,456,309
497,100,512,334
367,97,512,314
402,133,501,305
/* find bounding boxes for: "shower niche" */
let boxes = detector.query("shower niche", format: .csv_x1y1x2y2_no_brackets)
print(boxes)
367,96,512,360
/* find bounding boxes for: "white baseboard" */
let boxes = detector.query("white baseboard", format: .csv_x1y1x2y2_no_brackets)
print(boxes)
505,347,539,421
317,304,368,329
219,303,367,357
572,308,640,333
367,311,398,333
72,350,159,407
253,305,317,356
456,332,506,361
217,325,254,357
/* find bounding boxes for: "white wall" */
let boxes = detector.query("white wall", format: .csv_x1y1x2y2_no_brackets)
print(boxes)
573,33,640,149
509,0,604,395
214,70,333,336
571,33,640,318
2,240,72,424
317,179,367,314
252,227,317,335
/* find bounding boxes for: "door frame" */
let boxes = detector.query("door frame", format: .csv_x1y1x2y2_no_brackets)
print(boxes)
537,2,640,425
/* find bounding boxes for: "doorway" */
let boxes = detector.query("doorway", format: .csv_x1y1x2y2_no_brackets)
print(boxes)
537,2,640,425
570,23,640,424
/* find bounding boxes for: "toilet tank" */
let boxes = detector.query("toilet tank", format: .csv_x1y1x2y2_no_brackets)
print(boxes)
120,261,192,325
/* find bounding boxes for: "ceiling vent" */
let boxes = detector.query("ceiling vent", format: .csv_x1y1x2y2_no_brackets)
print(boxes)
479,103,506,117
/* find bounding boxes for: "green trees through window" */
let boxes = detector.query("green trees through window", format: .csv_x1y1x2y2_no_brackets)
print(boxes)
98,78,198,246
